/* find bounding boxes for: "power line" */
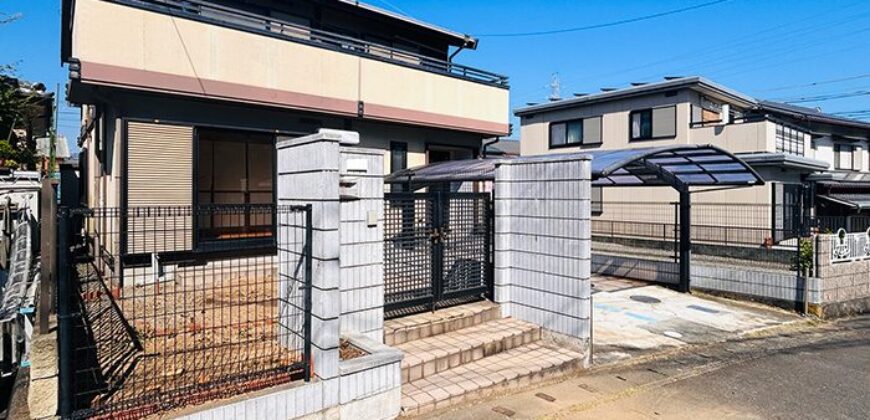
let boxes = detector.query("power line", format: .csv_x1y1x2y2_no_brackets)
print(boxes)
478,0,730,37
372,0,413,19
758,73,870,93
782,90,870,104
515,1,867,105
831,109,870,115
655,13,870,81
770,84,870,101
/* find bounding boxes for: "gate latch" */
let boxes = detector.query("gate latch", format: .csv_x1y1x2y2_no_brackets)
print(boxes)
430,228,442,243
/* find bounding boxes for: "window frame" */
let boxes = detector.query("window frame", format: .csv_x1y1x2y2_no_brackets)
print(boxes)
629,106,677,142
192,126,278,252
548,116,602,149
775,123,806,157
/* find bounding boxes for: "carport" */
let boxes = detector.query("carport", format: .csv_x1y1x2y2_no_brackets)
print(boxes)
386,144,765,293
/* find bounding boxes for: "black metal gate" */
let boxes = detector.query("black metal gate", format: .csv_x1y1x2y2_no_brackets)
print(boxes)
383,191,493,315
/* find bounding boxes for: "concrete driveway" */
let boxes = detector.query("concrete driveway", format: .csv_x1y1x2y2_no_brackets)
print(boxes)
591,275,798,365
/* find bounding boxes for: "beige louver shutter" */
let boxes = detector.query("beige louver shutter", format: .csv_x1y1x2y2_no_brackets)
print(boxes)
126,121,193,253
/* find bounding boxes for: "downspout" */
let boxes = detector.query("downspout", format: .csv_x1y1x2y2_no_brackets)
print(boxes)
481,137,500,158
448,45,465,62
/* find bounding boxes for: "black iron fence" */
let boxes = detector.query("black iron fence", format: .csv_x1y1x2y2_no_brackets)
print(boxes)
56,205,312,419
594,201,788,229
592,202,807,272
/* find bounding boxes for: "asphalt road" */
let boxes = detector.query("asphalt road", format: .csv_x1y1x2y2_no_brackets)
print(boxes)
564,316,870,419
426,315,870,420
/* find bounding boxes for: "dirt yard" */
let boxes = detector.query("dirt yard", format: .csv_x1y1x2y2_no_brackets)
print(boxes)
84,267,306,417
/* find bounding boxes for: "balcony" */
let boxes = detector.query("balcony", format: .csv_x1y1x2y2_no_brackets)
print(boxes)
69,0,510,135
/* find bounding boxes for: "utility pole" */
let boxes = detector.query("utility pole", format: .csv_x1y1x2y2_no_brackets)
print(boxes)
50,83,59,178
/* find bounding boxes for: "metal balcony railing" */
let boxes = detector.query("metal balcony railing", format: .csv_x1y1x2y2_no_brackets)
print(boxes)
117,0,509,87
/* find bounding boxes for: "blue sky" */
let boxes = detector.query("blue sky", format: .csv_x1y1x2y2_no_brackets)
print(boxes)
2,0,869,146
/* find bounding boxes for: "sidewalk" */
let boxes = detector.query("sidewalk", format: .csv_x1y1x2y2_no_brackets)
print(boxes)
420,316,869,420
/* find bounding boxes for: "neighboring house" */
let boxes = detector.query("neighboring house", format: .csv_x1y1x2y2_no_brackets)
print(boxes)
61,0,509,250
515,76,870,233
0,76,54,170
484,138,521,157
35,135,72,173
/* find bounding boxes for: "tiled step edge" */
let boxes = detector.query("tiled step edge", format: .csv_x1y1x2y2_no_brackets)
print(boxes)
400,343,585,417
398,318,541,384
384,301,501,346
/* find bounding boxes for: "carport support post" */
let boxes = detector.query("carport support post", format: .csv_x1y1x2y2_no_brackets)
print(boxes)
678,188,691,293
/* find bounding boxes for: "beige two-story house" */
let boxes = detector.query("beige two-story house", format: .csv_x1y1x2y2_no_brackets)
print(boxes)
515,76,870,234
62,0,509,251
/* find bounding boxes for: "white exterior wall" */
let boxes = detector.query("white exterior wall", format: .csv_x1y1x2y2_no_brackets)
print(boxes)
857,141,869,172
811,136,835,171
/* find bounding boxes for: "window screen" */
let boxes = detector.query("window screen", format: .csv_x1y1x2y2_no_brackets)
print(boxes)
651,106,677,138
584,117,602,144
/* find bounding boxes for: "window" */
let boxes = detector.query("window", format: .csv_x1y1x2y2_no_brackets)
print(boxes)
196,128,275,245
390,141,407,173
834,144,854,170
775,124,805,156
549,116,602,149
390,141,408,192
630,106,676,141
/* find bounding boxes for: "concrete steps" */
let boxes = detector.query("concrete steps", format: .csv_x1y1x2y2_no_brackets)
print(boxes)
400,343,585,416
396,318,541,383
391,302,586,417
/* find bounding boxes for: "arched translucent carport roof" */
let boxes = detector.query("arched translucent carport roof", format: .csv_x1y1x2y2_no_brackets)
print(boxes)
384,144,765,189
384,144,766,294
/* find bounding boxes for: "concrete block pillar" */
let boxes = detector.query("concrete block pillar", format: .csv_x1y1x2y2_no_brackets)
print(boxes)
277,130,345,382
338,147,385,342
493,156,593,346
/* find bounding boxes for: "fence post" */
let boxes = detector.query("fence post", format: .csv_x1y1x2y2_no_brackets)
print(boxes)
56,208,73,418
39,179,58,334
678,190,692,293
303,204,313,382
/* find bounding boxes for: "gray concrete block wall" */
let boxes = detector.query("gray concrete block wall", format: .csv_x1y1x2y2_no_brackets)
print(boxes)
339,147,385,342
277,132,342,382
494,156,593,341
590,252,820,306
815,238,870,316
691,265,819,304
177,334,403,420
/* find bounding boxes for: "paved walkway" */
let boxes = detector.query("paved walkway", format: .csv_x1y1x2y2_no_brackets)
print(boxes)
590,276,797,364
420,315,867,420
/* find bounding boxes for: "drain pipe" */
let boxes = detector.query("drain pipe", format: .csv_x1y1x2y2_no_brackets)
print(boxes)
481,137,500,158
